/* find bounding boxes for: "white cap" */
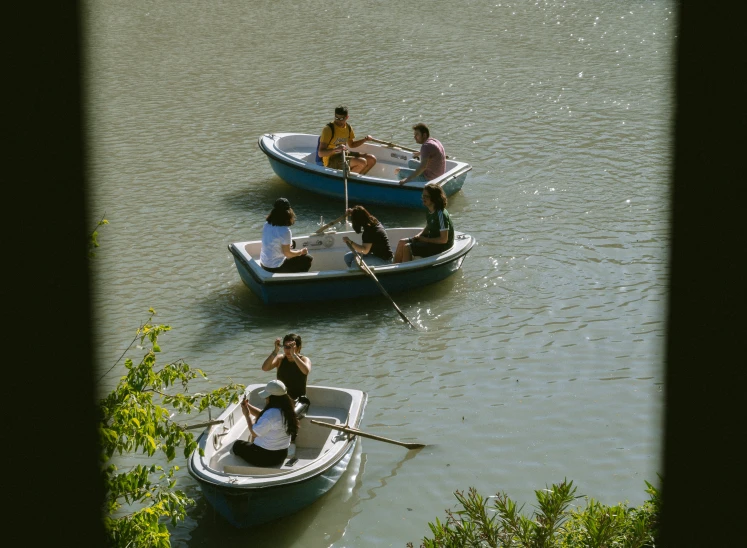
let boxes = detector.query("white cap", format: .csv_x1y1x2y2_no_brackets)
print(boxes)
258,379,287,398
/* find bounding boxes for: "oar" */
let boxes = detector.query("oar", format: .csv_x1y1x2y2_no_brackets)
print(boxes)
369,137,451,159
344,241,417,329
314,212,348,235
181,419,223,431
342,148,350,228
310,419,426,450
368,137,420,154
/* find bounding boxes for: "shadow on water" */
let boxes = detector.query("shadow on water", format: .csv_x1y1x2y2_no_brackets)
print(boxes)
222,176,431,229
361,446,424,503
179,440,367,547
181,269,465,354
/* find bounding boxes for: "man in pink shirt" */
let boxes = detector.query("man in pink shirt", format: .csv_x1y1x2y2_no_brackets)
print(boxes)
399,123,446,185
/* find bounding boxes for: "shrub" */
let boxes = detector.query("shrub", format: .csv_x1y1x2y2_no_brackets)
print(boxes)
408,479,660,548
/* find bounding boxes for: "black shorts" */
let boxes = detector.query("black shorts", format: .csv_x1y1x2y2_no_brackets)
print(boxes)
328,151,360,170
232,440,288,467
262,255,313,273
410,241,450,258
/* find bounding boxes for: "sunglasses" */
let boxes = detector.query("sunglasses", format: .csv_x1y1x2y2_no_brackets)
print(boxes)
283,343,296,349
334,116,346,121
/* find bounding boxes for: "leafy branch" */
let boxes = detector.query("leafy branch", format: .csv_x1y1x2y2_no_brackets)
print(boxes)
99,310,244,546
89,213,109,257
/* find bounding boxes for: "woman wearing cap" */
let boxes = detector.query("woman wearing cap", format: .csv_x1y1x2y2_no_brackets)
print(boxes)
341,205,394,269
259,198,313,273
233,380,299,466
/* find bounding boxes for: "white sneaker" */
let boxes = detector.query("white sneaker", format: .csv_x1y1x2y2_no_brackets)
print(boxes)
287,443,296,458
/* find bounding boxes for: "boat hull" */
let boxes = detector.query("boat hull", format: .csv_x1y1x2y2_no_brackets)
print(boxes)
258,133,472,209
188,385,367,528
194,442,355,528
228,228,476,305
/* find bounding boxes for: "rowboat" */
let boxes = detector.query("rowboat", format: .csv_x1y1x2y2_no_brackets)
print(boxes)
228,227,476,304
188,384,367,528
257,133,472,208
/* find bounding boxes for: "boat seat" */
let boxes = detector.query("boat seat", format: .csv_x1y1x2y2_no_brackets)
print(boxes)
219,416,343,476
295,415,339,447
223,464,283,475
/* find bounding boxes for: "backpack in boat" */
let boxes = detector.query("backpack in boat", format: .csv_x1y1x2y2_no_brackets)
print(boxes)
314,122,351,165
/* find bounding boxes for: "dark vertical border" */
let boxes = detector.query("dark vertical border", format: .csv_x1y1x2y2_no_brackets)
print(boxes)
7,2,105,545
662,2,745,546
6,2,745,546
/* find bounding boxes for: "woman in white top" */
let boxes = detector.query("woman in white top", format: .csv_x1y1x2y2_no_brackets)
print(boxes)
232,379,299,466
259,198,313,273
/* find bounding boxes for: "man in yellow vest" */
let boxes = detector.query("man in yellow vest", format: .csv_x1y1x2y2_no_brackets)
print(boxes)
316,106,377,175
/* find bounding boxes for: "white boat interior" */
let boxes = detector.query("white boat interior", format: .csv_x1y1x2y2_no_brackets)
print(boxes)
267,133,468,182
192,385,365,486
237,227,472,275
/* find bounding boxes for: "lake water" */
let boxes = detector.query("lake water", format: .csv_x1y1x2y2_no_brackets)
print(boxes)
84,0,675,545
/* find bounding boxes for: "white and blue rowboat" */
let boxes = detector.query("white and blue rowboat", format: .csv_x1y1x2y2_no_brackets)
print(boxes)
188,384,367,528
228,227,476,304
257,133,472,209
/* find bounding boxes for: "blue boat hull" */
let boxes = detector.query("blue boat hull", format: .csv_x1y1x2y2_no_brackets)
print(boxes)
257,133,472,209
266,156,467,209
230,244,471,305
195,442,355,528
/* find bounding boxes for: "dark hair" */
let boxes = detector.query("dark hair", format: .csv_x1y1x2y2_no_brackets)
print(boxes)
258,393,299,437
412,122,430,138
282,333,302,350
349,205,379,234
335,105,348,117
423,183,447,210
266,202,296,226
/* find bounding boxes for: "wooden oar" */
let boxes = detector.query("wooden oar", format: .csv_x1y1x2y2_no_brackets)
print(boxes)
368,137,420,154
314,212,348,235
182,419,223,431
342,148,350,227
369,137,451,159
344,241,417,329
310,419,426,450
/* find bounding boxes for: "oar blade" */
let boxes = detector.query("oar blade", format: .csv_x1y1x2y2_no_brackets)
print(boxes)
309,419,426,450
404,443,426,450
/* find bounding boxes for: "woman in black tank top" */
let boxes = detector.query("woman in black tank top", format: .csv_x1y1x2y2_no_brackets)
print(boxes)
260,333,311,401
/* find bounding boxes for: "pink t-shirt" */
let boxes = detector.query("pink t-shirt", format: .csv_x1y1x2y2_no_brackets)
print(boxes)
420,138,446,180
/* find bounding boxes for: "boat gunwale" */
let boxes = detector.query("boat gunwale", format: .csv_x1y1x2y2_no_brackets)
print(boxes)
227,231,476,287
257,133,473,191
188,386,367,491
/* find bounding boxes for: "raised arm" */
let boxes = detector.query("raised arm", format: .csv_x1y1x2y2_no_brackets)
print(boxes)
283,339,311,375
290,348,311,376
261,338,283,371
240,398,263,441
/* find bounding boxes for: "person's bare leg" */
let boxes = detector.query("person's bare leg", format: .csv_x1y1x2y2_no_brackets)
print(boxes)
394,239,407,263
349,157,367,173
359,154,377,175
